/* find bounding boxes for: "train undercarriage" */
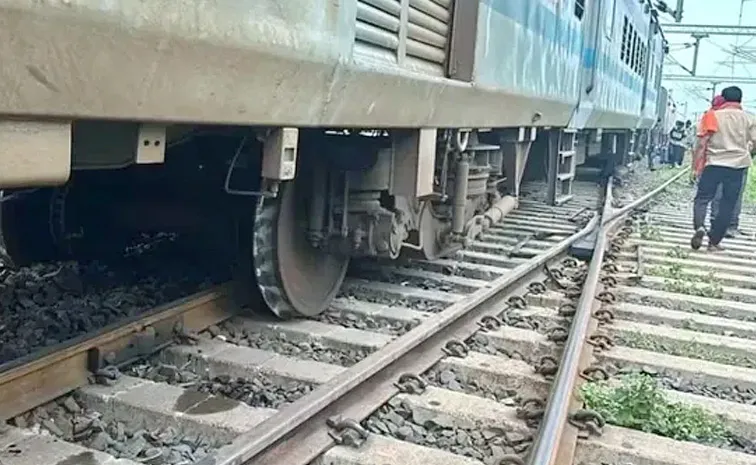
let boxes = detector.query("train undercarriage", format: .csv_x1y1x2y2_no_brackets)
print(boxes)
0,122,636,319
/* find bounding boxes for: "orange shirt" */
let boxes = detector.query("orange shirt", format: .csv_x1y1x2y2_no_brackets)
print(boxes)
694,108,718,175
697,109,717,137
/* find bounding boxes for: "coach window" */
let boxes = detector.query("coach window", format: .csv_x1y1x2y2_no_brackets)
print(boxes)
630,30,638,72
621,16,630,63
575,0,585,19
604,0,616,39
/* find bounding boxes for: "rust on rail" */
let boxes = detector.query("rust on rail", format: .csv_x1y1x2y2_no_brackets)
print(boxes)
0,284,234,421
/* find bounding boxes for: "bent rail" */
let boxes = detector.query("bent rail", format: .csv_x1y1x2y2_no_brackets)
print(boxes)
527,168,691,465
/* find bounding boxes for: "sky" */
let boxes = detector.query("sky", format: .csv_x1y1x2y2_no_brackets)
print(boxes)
661,0,756,119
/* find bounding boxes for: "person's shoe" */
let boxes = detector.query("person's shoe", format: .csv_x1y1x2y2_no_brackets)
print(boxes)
691,227,706,250
708,243,725,252
725,228,737,238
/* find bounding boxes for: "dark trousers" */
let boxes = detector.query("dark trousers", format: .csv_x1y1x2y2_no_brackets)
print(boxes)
599,151,618,187
711,168,747,230
647,145,657,170
670,145,685,166
660,146,669,164
694,165,748,245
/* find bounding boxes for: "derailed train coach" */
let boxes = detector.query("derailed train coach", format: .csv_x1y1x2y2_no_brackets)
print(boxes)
0,0,668,319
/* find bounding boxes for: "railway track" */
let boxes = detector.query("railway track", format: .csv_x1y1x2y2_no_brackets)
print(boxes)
554,176,756,465
4,169,748,465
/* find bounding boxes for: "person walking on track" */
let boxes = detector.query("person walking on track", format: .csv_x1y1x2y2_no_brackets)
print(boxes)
710,167,748,238
691,94,742,235
693,95,726,178
648,117,663,171
685,120,695,152
691,95,725,187
669,121,687,167
691,86,756,252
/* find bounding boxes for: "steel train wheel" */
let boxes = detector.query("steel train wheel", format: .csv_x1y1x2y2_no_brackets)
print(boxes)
0,189,64,266
252,179,349,319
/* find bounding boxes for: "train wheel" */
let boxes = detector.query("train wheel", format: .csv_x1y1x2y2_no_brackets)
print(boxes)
0,189,64,266
252,179,349,319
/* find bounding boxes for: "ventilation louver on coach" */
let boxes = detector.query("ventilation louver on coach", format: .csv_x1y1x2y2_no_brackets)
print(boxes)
355,0,451,67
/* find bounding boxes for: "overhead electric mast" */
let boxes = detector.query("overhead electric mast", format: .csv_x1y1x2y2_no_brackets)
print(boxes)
662,1,756,100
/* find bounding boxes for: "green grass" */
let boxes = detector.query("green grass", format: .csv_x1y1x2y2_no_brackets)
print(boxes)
745,168,756,205
580,373,730,445
652,166,685,183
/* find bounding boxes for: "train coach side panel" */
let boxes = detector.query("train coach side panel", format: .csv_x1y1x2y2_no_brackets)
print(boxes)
641,30,665,128
473,0,581,128
0,0,574,128
581,0,656,129
0,0,345,125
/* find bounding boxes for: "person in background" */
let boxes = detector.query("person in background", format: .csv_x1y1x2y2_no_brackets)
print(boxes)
685,120,695,148
711,142,752,238
710,169,748,238
660,128,670,165
684,119,696,178
648,117,663,171
691,86,756,252
700,95,748,238
669,121,686,167
692,95,726,181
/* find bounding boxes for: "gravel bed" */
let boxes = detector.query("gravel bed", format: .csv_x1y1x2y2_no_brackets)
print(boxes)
614,332,756,370
127,360,314,409
465,312,572,344
613,162,691,210
612,364,756,407
464,333,519,359
422,366,520,405
347,268,467,294
0,237,228,365
654,376,756,407
338,285,447,313
214,325,372,367
621,293,748,317
411,258,500,281
26,395,220,464
363,401,534,465
619,309,756,339
313,308,419,337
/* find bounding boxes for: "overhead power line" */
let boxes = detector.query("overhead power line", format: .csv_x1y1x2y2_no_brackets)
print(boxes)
662,24,756,36
664,74,756,84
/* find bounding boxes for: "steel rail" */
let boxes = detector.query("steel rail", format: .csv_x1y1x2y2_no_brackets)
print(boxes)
527,168,690,465
201,212,602,465
0,285,233,421
604,168,691,225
